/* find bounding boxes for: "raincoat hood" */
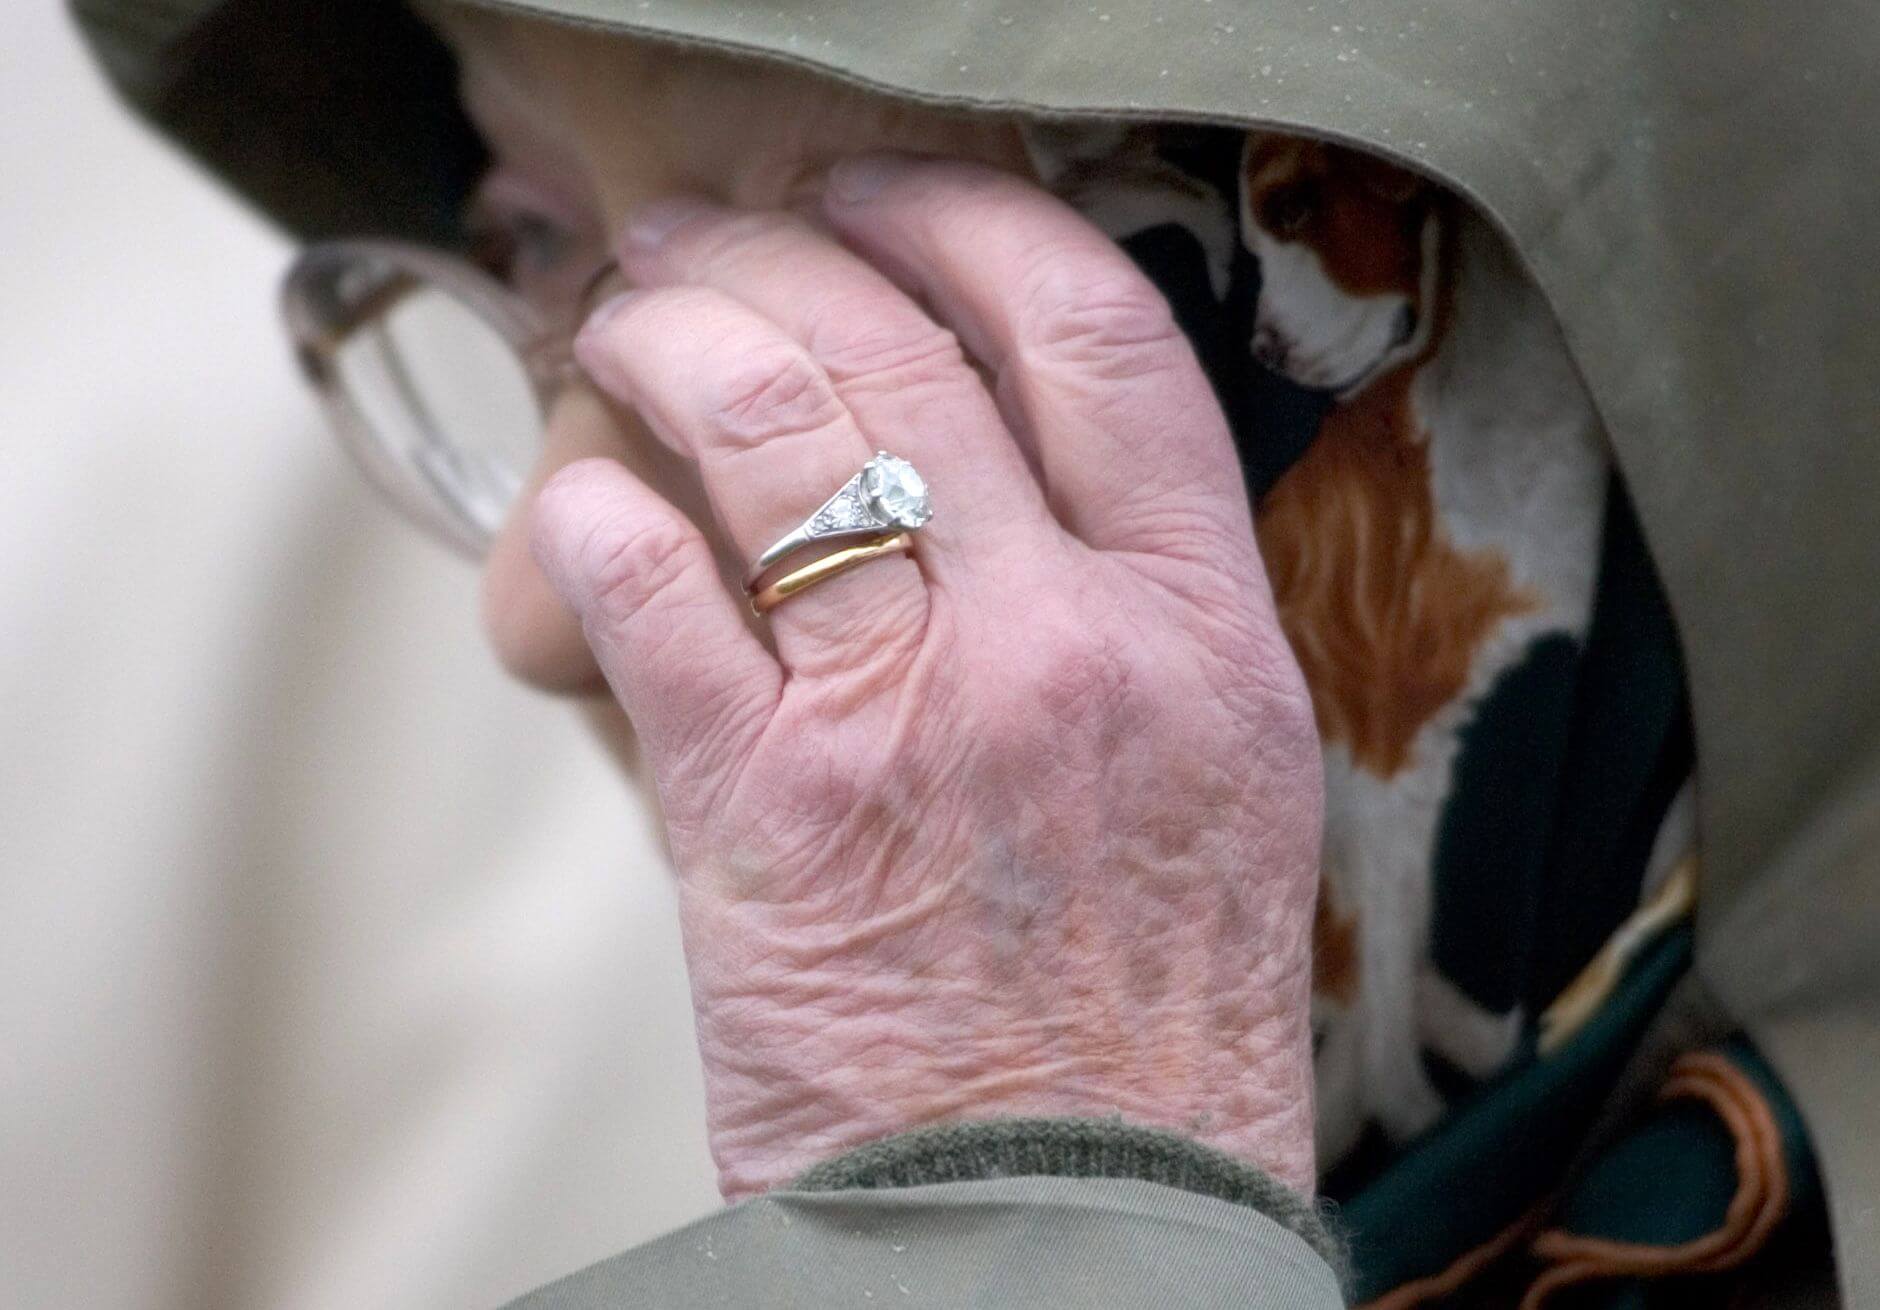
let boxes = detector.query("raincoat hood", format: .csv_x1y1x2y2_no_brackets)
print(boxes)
73,0,1880,1298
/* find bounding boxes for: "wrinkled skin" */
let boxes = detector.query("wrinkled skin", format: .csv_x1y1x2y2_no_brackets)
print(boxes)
534,155,1324,1196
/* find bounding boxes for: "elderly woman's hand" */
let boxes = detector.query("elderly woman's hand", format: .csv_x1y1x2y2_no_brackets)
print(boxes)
535,156,1323,1197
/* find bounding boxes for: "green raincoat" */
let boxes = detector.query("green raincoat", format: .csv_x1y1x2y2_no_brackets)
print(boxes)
72,1,1879,1306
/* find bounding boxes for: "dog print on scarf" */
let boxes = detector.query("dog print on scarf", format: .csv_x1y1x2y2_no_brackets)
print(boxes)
1027,123,1690,1169
1238,133,1617,1158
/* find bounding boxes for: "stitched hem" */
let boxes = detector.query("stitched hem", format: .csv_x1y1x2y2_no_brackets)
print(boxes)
791,1115,1346,1278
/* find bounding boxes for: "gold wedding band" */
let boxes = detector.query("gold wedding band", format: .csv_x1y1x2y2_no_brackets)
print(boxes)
747,532,914,615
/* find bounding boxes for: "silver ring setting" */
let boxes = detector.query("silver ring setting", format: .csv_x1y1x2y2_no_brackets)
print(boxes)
746,451,933,584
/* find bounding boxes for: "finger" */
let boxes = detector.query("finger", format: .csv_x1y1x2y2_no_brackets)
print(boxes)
573,285,930,673
613,199,1052,559
531,457,780,780
822,154,1256,563
483,383,712,696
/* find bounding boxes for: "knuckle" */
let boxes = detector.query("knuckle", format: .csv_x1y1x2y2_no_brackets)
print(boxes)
703,343,845,447
1018,252,1187,379
920,163,1016,226
1009,610,1142,732
685,210,798,267
1035,643,1136,729
580,514,700,625
1115,500,1255,571
801,295,967,389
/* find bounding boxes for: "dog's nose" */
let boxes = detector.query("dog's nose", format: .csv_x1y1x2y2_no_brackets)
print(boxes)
1252,326,1288,371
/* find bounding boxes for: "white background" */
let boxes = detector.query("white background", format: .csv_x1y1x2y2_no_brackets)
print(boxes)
0,8,720,1306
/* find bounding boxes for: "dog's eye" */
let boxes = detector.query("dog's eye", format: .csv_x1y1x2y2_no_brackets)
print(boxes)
1261,183,1319,238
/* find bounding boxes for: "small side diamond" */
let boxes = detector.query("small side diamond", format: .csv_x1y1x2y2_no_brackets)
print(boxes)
808,486,880,535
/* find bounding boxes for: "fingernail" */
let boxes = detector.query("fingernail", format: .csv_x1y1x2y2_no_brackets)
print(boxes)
574,290,642,379
827,153,912,204
623,196,713,249
579,289,640,337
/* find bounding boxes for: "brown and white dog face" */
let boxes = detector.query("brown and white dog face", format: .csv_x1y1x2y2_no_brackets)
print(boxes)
1240,134,1440,396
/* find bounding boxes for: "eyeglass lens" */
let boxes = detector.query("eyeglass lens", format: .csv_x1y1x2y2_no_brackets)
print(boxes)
316,256,546,551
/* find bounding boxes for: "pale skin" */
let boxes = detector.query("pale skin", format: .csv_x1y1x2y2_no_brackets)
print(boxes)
443,15,1324,1196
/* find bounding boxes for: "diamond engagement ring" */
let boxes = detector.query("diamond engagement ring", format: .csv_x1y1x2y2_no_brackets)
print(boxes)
744,451,933,587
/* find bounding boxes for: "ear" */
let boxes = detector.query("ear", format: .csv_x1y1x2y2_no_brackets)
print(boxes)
1350,152,1424,204
1241,131,1309,188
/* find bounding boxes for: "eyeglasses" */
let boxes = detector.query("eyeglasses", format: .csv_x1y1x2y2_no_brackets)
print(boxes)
281,240,590,558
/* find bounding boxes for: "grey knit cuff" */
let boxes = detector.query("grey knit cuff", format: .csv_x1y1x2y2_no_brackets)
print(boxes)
791,1116,1345,1277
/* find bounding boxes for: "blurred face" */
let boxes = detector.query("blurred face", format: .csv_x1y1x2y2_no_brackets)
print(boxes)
433,13,1029,707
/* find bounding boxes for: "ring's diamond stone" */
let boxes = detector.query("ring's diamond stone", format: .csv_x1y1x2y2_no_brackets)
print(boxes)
862,453,933,529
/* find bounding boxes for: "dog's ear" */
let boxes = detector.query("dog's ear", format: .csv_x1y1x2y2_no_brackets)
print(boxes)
1242,131,1313,187
1350,152,1425,204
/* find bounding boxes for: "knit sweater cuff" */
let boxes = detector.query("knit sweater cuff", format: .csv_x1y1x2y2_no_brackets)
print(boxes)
791,1116,1345,1276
